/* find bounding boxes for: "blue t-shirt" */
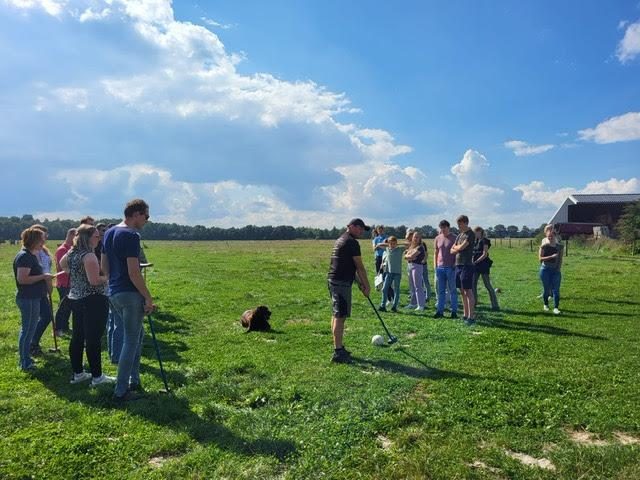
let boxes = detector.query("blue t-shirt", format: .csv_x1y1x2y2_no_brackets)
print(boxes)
372,234,388,258
102,226,141,295
13,249,47,299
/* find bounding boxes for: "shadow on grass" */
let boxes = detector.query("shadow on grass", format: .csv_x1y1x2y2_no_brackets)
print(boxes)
141,312,190,364
477,314,607,341
34,354,297,461
351,348,480,380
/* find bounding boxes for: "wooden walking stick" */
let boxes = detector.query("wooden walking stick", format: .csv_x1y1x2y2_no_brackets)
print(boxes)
48,293,61,353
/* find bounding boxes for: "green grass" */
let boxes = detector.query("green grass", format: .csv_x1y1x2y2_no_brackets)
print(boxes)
1,240,639,479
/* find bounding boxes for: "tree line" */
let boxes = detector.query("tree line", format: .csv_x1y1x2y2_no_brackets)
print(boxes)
0,215,548,241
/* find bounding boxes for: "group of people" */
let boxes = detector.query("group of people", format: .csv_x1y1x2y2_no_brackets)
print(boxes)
327,216,563,363
13,199,155,402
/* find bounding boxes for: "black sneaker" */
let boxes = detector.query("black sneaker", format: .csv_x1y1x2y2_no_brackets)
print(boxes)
113,391,144,403
390,307,398,313
464,318,476,326
30,345,43,356
378,306,387,312
450,312,458,319
331,348,352,364
128,383,144,393
433,312,444,319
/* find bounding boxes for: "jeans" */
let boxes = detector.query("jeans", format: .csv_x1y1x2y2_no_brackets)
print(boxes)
31,295,53,348
69,294,109,377
109,291,145,397
107,303,124,364
407,263,426,308
17,297,41,370
375,257,393,301
55,286,72,332
472,272,499,310
422,263,433,300
380,272,401,309
435,266,458,314
540,267,561,308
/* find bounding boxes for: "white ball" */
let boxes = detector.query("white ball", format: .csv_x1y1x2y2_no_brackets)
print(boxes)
371,335,385,346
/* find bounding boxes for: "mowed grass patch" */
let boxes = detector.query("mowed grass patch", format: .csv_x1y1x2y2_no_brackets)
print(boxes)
0,239,638,479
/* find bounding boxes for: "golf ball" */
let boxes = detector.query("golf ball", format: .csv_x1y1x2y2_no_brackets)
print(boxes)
371,335,385,346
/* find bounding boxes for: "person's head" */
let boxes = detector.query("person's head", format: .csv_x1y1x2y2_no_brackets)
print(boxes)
80,216,95,226
410,231,422,247
21,227,45,251
31,224,48,241
96,223,107,239
388,235,398,248
544,224,556,242
107,223,116,229
377,225,384,235
64,228,77,244
438,219,450,235
473,226,485,240
405,228,415,241
456,215,469,230
124,198,150,229
73,224,99,252
346,218,370,238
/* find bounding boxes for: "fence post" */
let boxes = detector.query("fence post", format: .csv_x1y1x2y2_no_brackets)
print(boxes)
508,237,512,248
530,239,533,252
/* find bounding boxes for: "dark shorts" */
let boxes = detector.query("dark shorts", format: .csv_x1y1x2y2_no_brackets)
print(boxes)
455,265,474,290
328,280,352,318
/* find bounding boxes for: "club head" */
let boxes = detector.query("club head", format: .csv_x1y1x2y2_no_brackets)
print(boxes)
48,348,61,353
388,336,398,345
158,388,172,394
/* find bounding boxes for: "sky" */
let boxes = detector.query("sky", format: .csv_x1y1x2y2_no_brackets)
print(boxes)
1,0,639,228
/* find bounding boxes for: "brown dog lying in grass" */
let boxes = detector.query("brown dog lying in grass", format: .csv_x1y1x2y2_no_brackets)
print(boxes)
240,305,272,332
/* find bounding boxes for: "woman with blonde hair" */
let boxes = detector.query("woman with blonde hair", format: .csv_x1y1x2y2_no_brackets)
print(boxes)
404,231,426,311
29,224,55,355
13,227,53,370
61,224,115,386
538,225,564,314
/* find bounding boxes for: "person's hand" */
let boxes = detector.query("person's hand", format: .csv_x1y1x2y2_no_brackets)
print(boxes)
360,283,370,297
143,297,156,314
43,273,54,281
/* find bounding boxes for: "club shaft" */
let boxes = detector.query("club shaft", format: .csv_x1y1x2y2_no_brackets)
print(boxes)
365,295,395,340
147,315,170,392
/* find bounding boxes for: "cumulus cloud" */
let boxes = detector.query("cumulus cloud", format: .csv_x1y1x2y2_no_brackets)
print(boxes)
514,177,640,208
6,0,64,16
616,19,640,64
578,112,640,144
504,140,555,156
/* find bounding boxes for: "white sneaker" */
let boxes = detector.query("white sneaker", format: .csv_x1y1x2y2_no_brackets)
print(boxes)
90,374,116,387
543,305,550,312
553,308,561,315
537,294,544,299
70,371,92,384
404,304,417,309
415,306,425,311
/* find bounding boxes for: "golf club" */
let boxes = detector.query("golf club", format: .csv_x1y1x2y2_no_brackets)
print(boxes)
147,314,171,394
365,295,398,344
47,293,61,353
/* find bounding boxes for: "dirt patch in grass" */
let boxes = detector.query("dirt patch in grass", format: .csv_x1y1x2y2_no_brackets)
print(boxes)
286,318,313,325
377,434,393,450
567,429,609,446
149,455,174,469
504,450,556,471
405,332,417,339
468,460,505,477
614,432,640,445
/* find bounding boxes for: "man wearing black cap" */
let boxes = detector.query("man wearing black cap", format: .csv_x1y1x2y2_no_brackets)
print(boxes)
327,218,371,363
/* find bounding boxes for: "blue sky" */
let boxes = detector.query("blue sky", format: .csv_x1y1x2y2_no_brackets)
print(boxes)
1,0,639,228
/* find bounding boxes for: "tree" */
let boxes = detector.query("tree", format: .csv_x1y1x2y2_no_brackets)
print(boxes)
615,200,640,243
507,225,519,237
493,224,507,238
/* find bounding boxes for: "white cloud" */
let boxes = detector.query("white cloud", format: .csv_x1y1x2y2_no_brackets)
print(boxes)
504,140,555,156
6,0,64,16
514,177,640,208
200,17,233,30
578,112,640,144
78,7,111,22
616,19,640,63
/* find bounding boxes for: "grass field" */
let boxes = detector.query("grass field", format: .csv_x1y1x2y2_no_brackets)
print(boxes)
1,239,639,479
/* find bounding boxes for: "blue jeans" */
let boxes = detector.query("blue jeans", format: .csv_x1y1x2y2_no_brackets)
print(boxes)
109,292,145,397
539,267,561,308
380,272,401,309
436,266,458,314
31,295,53,348
16,297,41,370
107,302,124,364
422,264,433,300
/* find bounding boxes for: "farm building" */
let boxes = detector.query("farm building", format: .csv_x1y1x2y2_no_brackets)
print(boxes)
549,193,640,237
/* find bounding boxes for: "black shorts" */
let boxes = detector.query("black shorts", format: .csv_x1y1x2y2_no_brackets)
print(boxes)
328,281,352,318
455,265,474,290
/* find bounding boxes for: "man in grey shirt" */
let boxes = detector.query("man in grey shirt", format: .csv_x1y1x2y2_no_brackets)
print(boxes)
450,215,476,325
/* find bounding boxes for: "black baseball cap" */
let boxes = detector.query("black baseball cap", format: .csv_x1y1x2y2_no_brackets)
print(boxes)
348,218,371,231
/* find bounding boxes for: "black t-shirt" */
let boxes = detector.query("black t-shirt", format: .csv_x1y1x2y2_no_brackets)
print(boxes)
13,249,47,299
472,238,491,263
327,232,361,283
455,230,475,266
541,243,563,269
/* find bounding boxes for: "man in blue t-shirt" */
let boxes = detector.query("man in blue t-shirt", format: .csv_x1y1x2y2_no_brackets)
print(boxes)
101,198,155,401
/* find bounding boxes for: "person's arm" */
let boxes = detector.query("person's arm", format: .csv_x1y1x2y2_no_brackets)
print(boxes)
433,239,438,270
16,268,52,285
555,245,564,270
538,247,558,262
353,256,370,297
474,244,489,264
127,257,155,313
83,253,107,286
100,252,110,279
